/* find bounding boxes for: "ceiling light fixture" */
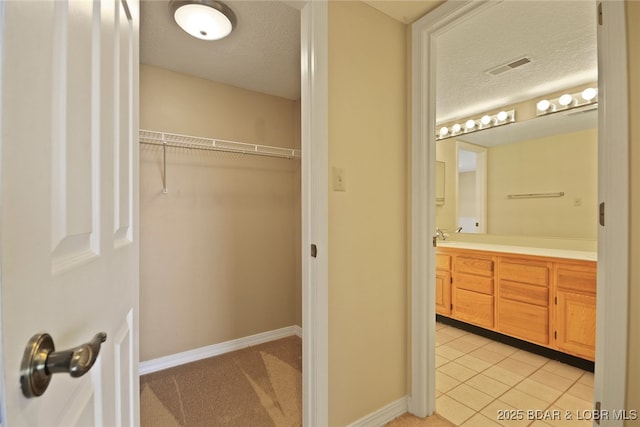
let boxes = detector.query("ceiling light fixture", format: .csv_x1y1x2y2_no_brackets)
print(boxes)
170,0,237,41
536,87,598,116
436,109,515,141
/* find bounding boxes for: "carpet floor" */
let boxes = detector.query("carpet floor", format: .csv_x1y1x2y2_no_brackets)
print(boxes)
140,335,455,427
140,336,302,427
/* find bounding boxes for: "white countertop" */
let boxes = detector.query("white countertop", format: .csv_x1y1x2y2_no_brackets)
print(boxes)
436,240,597,261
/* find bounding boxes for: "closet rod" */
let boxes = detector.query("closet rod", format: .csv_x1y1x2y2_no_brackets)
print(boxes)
139,129,301,194
507,192,565,199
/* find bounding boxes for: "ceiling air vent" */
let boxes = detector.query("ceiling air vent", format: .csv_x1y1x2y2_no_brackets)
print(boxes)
486,56,532,76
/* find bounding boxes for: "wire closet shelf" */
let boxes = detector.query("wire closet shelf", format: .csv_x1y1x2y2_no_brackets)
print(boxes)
139,129,301,159
139,129,301,194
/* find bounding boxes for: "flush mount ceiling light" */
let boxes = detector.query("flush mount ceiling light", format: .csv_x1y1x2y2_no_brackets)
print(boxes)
169,0,237,41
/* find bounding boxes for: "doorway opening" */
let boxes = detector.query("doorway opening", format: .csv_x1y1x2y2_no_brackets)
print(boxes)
411,0,629,421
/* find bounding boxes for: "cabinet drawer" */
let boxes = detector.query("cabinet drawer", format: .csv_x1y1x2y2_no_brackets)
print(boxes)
436,254,451,271
499,280,548,307
456,255,494,277
498,299,549,345
557,263,596,294
500,259,550,287
453,288,493,328
456,273,494,295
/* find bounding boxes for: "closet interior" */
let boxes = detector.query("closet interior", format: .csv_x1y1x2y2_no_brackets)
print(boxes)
138,64,302,365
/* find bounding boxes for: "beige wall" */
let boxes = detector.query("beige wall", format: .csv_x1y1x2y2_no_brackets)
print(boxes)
328,2,408,425
487,128,597,238
626,1,640,422
139,65,301,361
436,129,597,240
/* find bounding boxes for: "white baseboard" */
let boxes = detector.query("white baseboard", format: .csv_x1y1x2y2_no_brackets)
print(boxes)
346,396,408,427
139,325,302,376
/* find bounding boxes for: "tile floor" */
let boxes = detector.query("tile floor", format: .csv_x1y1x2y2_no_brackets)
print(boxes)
436,322,594,427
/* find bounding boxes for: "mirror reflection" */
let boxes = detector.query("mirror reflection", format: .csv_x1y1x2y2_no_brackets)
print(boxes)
434,1,597,242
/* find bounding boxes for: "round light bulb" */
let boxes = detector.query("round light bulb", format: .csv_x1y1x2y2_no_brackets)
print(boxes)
452,123,462,133
537,100,551,112
496,111,509,122
439,127,449,137
480,115,492,126
582,87,597,101
465,119,476,130
558,94,574,107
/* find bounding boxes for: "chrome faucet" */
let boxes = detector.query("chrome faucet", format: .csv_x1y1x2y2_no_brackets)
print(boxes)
435,228,446,241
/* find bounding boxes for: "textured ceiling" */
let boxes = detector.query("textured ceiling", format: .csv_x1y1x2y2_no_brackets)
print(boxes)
140,0,301,100
436,1,597,123
139,0,597,122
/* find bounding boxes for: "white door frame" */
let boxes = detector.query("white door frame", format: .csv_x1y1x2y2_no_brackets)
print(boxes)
455,141,487,234
410,1,629,422
299,1,329,426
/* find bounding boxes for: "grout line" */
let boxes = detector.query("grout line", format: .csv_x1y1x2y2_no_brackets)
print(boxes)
437,322,593,427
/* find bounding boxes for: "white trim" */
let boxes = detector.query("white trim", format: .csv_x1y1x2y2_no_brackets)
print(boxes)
345,397,408,427
594,2,629,425
301,1,329,426
138,326,302,376
410,1,492,416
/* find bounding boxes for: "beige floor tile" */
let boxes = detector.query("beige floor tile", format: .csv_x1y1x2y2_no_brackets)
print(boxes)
447,383,494,411
514,378,563,405
456,354,493,372
461,413,503,427
497,357,540,377
437,345,466,361
577,371,594,387
436,322,448,331
553,393,592,412
439,361,478,382
542,406,592,427
540,360,584,381
447,337,485,354
509,350,550,368
499,388,550,412
470,347,509,364
436,371,461,393
483,341,519,356
436,394,476,426
460,333,493,346
565,382,594,402
483,365,525,387
529,421,554,427
480,400,530,427
437,330,460,346
441,326,469,338
436,354,450,368
466,373,511,398
528,369,575,392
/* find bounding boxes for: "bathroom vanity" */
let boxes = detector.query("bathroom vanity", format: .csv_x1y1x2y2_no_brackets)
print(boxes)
436,242,596,361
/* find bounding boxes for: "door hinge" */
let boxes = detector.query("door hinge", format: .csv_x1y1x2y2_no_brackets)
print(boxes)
598,2,603,26
599,202,605,226
595,401,601,425
311,244,317,258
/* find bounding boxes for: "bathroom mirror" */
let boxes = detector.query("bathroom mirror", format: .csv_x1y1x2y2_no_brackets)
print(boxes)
433,0,598,240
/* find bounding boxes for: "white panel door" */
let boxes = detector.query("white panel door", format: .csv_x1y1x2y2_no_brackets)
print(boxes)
0,0,139,425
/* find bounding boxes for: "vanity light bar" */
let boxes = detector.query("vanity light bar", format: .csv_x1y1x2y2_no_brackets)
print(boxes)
536,87,598,116
436,109,515,140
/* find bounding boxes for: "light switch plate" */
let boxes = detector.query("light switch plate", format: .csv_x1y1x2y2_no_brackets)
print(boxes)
332,167,346,191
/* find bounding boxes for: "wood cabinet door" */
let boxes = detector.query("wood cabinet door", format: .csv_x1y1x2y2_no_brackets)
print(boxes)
436,270,451,316
556,290,596,361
